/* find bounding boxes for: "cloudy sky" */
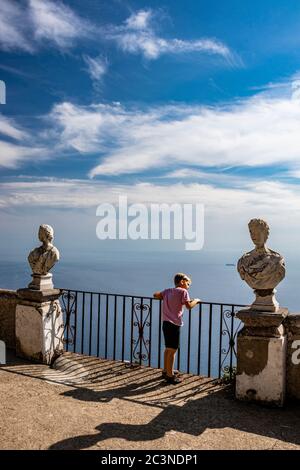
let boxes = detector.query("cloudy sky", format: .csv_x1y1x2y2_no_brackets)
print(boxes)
1,0,300,257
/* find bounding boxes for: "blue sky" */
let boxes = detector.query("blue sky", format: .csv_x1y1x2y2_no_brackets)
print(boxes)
1,0,300,257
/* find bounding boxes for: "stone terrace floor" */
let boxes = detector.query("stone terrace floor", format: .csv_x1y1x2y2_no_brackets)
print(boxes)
0,351,300,450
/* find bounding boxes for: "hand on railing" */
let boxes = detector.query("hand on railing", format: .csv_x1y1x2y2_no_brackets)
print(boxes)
185,298,201,309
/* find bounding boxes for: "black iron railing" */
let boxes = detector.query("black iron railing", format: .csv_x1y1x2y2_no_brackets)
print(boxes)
60,289,246,380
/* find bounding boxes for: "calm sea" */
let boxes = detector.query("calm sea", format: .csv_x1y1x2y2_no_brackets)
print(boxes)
1,250,298,310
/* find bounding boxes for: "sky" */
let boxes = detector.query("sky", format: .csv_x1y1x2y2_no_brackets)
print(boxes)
1,0,300,260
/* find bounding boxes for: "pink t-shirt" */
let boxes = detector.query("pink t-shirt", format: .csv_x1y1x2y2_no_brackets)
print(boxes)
162,287,190,326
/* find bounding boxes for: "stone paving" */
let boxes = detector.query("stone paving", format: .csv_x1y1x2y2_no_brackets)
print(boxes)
0,351,300,450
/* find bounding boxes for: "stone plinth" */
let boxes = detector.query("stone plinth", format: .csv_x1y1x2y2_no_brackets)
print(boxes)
284,314,300,400
252,289,279,312
15,288,64,365
236,308,288,407
28,273,54,290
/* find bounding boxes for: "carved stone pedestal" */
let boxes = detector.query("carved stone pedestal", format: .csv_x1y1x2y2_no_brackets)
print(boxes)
236,308,288,407
252,288,279,312
28,273,54,290
16,288,64,364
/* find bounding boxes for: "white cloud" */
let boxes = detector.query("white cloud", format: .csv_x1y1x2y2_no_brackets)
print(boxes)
0,3,233,63
1,179,300,233
0,115,29,140
0,115,46,168
0,0,33,52
291,79,300,100
0,0,92,52
125,10,152,30
5,74,300,179
28,0,92,48
163,168,242,184
4,72,300,183
48,101,128,153
106,9,233,61
83,55,108,82
0,140,41,168
44,77,300,178
164,169,209,179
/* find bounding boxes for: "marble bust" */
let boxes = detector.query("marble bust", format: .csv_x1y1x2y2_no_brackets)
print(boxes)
28,225,60,290
28,224,60,275
237,218,285,311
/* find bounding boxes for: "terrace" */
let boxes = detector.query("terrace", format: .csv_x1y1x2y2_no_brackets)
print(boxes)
1,351,300,450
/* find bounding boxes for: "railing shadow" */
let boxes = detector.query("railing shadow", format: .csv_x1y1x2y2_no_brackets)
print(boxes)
49,384,300,450
4,351,300,450
47,354,300,450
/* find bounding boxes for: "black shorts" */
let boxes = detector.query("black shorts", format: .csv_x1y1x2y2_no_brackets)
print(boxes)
163,321,181,350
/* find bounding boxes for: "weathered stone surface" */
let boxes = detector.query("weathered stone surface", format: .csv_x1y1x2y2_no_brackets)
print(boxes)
15,304,43,362
28,273,54,290
237,308,288,337
235,307,287,407
0,289,18,349
284,314,300,400
17,288,61,303
16,294,64,365
236,335,287,406
237,219,285,312
238,250,285,291
2,352,300,450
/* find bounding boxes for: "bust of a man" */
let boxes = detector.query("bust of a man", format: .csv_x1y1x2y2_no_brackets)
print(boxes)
237,218,285,311
28,224,60,276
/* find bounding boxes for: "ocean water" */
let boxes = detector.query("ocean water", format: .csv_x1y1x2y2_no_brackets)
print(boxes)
1,251,298,377
1,250,298,310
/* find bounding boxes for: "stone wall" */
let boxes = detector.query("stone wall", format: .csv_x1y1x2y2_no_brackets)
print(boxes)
284,314,300,400
0,289,18,349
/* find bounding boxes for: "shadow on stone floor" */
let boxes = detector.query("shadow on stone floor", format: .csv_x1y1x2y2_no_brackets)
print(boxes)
49,386,300,450
3,351,300,450
1,351,219,403
50,384,300,449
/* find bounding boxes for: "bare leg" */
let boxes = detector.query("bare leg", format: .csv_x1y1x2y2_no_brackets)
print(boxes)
163,349,168,373
166,348,177,377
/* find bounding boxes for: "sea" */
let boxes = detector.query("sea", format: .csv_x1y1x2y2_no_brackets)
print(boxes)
1,249,298,309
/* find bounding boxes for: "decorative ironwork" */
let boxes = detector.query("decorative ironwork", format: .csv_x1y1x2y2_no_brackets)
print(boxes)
131,302,151,363
60,290,77,347
220,308,243,380
59,288,246,380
